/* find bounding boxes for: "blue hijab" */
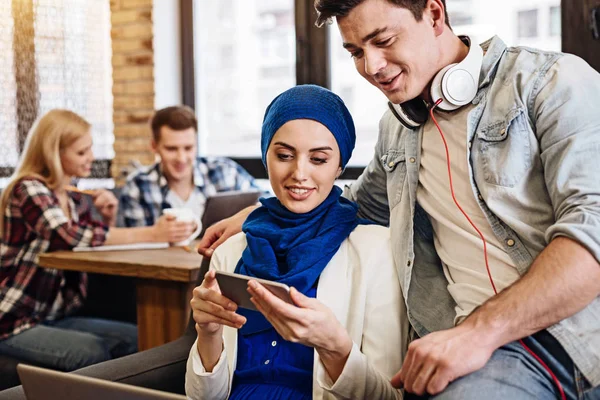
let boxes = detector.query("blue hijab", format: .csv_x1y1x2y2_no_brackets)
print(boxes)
235,85,364,334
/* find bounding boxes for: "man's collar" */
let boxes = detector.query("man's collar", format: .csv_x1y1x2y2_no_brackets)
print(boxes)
155,158,206,189
478,35,508,89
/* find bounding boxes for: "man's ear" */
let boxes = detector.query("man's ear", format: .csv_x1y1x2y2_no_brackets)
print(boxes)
151,139,161,163
427,0,446,36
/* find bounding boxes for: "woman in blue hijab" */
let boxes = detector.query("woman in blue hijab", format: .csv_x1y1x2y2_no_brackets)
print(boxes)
186,85,408,399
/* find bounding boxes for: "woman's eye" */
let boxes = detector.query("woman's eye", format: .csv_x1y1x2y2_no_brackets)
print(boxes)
311,157,327,164
277,153,292,160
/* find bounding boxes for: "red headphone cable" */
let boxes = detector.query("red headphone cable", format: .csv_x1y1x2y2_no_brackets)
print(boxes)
428,98,566,400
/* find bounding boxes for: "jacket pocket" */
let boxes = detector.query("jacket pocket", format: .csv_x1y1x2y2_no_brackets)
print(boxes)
381,150,406,208
475,108,531,187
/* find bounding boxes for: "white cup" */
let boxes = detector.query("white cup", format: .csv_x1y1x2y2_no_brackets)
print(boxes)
162,208,202,246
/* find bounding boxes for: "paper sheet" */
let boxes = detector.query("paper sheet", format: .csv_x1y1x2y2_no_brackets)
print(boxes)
73,242,170,252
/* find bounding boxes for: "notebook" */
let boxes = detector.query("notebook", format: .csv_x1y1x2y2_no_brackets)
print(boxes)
73,242,169,252
18,364,187,400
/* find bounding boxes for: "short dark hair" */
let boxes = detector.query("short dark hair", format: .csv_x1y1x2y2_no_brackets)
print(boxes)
314,0,450,29
150,105,198,142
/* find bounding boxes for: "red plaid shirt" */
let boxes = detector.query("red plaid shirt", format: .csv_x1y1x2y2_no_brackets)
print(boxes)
0,178,108,340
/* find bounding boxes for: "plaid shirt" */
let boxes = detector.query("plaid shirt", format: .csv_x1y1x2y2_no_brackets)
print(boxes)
119,157,260,227
0,178,108,340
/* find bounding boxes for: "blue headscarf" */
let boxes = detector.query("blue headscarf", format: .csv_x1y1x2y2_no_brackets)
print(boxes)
235,85,365,335
261,84,356,169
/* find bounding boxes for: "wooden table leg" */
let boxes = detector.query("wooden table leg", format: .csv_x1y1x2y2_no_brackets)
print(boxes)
135,279,195,351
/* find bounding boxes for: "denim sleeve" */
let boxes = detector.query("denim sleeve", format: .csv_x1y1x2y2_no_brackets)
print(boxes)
343,114,392,226
533,54,600,263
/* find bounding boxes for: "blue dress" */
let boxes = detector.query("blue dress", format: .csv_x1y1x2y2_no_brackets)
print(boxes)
229,287,317,399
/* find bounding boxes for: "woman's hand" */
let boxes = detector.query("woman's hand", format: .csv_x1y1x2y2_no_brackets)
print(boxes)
153,214,196,243
92,189,118,226
190,270,247,371
247,281,352,381
191,270,247,336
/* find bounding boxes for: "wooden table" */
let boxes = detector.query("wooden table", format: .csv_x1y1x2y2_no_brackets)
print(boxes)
39,245,205,351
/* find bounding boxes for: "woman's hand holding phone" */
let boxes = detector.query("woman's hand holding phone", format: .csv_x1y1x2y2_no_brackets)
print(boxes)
247,281,353,382
191,270,248,372
191,270,247,337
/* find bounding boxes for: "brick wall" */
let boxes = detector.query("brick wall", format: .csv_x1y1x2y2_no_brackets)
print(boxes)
110,0,156,185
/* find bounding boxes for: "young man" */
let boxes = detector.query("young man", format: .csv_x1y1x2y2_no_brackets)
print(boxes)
198,0,600,398
119,106,259,228
314,0,600,398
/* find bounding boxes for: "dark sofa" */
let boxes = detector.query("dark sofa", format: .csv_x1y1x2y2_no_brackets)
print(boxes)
0,319,196,399
0,258,209,400
0,274,137,391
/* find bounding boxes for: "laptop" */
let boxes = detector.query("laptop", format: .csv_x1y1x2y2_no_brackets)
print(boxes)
200,190,262,237
17,364,186,400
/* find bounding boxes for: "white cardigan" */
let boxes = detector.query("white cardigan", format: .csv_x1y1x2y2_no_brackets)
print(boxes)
185,225,408,399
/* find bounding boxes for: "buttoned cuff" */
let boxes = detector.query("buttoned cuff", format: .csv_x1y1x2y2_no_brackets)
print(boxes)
191,337,227,376
318,342,366,396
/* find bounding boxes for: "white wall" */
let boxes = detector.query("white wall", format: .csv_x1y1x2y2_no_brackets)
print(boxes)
153,0,183,108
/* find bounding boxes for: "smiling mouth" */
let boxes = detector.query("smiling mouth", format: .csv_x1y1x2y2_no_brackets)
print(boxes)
286,186,315,200
289,187,310,195
378,72,401,89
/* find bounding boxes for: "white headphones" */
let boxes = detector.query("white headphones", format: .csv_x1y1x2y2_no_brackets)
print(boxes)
388,36,483,129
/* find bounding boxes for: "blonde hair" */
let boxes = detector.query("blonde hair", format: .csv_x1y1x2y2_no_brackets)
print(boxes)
0,109,91,236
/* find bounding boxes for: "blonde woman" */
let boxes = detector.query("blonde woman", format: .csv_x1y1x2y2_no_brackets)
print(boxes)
0,109,197,371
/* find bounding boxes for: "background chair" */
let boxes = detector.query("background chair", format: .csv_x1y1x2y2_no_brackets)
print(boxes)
0,258,209,400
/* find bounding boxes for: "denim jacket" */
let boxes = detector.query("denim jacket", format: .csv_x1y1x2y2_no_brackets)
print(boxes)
344,36,600,386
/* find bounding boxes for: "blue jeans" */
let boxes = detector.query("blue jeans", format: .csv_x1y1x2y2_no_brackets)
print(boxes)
407,330,600,400
0,317,137,371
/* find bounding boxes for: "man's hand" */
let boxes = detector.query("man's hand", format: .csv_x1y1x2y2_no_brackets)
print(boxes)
197,204,258,257
391,324,497,395
92,189,118,226
154,214,196,243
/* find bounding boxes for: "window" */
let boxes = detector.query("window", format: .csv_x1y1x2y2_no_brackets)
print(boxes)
0,2,18,169
34,0,114,160
193,0,295,158
550,6,561,37
0,0,113,179
517,9,539,38
444,1,560,50
189,0,562,173
329,20,388,166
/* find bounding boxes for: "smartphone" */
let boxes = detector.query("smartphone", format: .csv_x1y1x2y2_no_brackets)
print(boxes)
214,270,293,311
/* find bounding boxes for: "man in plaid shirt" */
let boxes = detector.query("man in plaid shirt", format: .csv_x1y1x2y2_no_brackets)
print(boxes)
119,106,260,228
